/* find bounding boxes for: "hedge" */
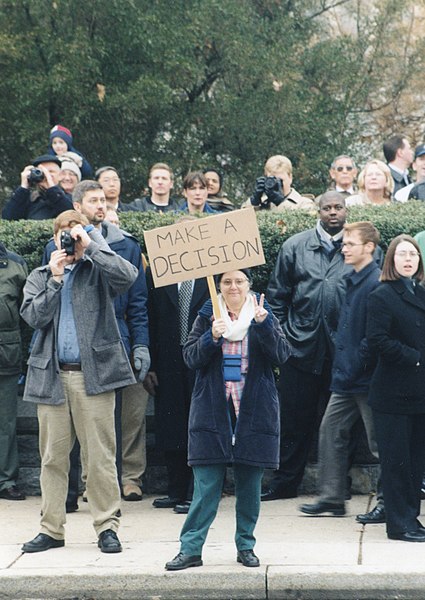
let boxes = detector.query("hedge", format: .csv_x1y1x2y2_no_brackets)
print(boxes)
2,201,425,293
2,202,425,361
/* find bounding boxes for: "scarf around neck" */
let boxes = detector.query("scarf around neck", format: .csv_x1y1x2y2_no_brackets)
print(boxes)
218,292,255,341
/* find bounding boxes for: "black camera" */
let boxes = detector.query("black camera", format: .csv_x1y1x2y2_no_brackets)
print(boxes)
264,176,282,194
60,231,75,256
27,167,45,186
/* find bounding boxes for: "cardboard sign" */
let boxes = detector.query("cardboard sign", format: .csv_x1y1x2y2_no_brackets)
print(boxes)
144,208,265,287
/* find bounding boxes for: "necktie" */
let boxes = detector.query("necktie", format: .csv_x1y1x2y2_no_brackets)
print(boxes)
179,280,192,345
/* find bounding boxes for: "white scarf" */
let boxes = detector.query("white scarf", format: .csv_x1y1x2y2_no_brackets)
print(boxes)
218,293,255,341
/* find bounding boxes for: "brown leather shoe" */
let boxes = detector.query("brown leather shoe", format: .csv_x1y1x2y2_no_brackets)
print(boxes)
122,484,142,501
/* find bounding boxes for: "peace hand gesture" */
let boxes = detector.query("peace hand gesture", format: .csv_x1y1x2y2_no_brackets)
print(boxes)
253,293,268,323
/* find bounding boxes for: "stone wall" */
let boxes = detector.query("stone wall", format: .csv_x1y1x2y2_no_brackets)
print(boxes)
17,386,380,498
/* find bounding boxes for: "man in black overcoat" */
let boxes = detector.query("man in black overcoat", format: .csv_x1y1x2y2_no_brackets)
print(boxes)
144,270,209,511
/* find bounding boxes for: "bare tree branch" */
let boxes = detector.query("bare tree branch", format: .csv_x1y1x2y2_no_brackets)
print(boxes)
307,0,354,20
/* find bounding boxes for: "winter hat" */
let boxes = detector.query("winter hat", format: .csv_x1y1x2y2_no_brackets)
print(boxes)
60,160,82,181
50,125,73,148
32,154,62,168
60,151,83,169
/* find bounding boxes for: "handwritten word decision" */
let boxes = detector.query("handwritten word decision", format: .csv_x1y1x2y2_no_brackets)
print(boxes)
144,208,265,287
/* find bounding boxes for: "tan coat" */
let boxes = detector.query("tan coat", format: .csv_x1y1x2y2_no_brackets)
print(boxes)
242,187,315,211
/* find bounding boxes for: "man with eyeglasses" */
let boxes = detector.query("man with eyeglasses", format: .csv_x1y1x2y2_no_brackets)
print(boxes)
300,221,385,523
328,155,358,197
95,166,135,212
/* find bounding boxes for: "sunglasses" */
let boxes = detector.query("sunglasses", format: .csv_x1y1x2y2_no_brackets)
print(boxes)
335,166,354,172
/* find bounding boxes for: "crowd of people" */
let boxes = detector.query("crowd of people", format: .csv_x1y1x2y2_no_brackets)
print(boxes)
1,125,425,567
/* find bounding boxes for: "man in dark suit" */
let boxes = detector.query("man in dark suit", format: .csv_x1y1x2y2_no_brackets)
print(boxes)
144,270,209,513
383,134,414,195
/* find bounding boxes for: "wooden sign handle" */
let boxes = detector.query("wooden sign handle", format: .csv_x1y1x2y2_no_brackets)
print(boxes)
207,275,221,320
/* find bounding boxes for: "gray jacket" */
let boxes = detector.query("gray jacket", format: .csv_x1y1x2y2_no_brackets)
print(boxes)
20,229,138,404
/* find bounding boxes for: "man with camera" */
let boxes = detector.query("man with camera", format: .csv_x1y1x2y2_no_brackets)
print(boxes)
2,154,73,220
21,209,138,554
247,155,315,211
41,180,150,506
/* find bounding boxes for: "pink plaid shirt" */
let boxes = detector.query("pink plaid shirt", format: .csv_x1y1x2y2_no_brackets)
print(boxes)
222,312,249,418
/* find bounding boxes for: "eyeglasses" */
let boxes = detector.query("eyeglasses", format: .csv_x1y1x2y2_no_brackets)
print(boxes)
395,251,420,258
335,166,354,172
101,177,120,184
220,279,249,287
342,242,365,248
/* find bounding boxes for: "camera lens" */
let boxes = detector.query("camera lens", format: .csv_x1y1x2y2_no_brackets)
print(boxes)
27,168,45,185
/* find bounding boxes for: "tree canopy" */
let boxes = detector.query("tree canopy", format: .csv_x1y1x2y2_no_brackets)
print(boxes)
0,0,424,204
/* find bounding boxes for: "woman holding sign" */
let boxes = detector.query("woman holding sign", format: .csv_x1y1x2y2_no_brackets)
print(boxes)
165,269,292,570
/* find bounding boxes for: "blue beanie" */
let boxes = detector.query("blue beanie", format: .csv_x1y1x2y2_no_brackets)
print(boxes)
50,125,73,149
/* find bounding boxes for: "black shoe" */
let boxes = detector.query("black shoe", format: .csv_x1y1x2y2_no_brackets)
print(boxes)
165,552,203,571
299,501,345,516
98,529,122,553
153,496,181,508
261,488,297,501
22,533,64,553
388,530,425,542
173,501,191,514
237,549,260,567
66,502,79,513
345,476,352,501
0,485,26,501
356,504,386,524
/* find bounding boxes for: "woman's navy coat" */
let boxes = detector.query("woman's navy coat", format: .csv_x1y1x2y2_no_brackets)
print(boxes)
183,295,292,469
367,279,425,414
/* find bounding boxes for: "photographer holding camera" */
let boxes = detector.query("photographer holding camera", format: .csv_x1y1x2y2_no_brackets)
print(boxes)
2,154,73,220
246,155,315,212
21,209,138,554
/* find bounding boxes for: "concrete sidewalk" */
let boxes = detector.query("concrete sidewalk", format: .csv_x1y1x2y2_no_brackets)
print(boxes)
1,494,425,599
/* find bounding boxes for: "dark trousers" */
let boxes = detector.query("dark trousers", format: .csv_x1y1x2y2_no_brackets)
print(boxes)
269,361,332,493
318,392,383,505
0,375,19,492
180,463,264,555
373,410,425,536
165,449,193,501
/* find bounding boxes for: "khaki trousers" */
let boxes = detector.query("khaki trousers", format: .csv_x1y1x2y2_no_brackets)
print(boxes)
38,371,120,540
121,382,149,487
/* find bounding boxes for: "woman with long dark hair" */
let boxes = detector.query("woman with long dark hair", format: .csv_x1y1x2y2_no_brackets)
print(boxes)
367,234,425,542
